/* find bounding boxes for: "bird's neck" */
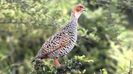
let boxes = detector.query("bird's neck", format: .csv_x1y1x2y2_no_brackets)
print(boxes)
70,11,82,20
62,13,80,31
65,13,78,31
71,13,79,20
70,14,78,26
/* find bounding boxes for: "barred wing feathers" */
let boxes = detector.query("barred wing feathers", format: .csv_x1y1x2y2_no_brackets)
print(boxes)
36,30,70,59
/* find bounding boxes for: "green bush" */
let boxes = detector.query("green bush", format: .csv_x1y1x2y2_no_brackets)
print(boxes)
0,0,133,74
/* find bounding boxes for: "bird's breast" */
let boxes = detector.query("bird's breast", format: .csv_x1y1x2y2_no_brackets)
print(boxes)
68,30,77,42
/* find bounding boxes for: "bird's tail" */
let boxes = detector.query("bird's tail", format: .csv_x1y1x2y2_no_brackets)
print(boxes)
32,57,44,71
32,57,42,65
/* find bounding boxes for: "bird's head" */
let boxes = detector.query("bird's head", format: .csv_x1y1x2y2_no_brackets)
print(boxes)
71,4,85,19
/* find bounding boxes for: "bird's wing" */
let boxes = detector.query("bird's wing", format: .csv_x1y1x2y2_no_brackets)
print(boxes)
37,31,70,58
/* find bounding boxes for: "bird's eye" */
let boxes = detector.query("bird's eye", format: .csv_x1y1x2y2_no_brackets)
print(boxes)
79,6,83,8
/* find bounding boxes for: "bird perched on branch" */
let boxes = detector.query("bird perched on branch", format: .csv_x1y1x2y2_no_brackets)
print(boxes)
33,4,85,68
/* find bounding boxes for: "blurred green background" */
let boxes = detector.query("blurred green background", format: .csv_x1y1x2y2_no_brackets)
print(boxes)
0,0,133,74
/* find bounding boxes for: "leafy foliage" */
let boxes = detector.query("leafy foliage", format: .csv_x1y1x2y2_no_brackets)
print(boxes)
0,0,133,74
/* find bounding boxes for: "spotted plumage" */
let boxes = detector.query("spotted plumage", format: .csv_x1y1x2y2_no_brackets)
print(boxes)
33,4,85,68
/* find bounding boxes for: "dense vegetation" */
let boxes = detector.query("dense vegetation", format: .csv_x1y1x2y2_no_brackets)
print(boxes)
0,0,133,74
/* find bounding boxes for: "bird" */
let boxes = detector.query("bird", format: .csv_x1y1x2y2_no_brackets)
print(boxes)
33,4,85,68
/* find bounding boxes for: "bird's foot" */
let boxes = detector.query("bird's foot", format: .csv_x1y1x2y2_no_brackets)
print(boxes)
55,64,66,69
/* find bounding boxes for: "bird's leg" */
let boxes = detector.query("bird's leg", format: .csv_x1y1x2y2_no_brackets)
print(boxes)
53,58,61,68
